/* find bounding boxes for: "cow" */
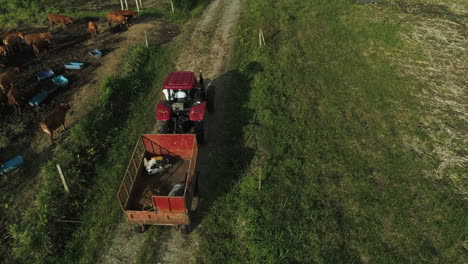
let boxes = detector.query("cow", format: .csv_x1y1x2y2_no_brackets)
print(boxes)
106,13,127,30
24,32,53,47
0,67,19,93
2,32,24,55
6,83,22,114
88,21,99,38
40,103,71,142
0,45,6,56
0,90,6,110
32,39,51,56
48,14,73,27
112,10,138,26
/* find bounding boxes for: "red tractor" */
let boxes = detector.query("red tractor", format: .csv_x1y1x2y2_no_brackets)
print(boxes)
155,71,215,143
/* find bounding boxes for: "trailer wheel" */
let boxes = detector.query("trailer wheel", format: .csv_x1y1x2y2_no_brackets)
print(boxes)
134,224,146,233
207,86,215,113
194,121,204,144
180,224,190,235
194,171,201,197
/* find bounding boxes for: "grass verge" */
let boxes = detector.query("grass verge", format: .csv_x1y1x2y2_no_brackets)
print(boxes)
198,0,467,263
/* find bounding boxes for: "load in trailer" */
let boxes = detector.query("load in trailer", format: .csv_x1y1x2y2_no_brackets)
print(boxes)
117,134,199,233
155,71,215,143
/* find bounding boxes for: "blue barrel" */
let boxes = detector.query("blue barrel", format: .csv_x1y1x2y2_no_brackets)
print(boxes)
0,155,24,175
28,92,48,106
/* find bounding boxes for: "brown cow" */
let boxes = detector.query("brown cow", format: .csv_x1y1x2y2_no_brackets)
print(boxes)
32,39,51,56
40,103,71,142
0,45,6,56
2,32,24,55
106,13,127,30
6,83,22,114
88,21,99,38
24,32,53,47
0,67,19,93
0,90,6,110
48,14,73,27
113,10,138,26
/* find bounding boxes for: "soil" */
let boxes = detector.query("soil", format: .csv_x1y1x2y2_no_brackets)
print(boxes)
0,1,182,261
99,0,244,263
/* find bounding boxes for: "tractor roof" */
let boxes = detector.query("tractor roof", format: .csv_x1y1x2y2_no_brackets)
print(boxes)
163,71,197,90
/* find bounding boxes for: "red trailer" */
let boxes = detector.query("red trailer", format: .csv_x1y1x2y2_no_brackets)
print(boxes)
117,134,199,233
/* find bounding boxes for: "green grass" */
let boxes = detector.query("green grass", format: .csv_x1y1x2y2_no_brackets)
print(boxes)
198,0,467,263
4,1,212,263
8,44,175,264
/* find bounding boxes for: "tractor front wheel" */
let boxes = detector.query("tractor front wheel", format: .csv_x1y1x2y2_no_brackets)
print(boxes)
193,121,204,144
207,86,215,113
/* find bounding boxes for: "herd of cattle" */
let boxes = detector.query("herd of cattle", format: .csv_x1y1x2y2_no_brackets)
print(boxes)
0,9,138,142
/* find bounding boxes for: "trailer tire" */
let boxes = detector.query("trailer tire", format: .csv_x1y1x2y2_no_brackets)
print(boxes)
180,224,190,235
134,224,146,233
194,171,200,197
194,121,204,144
207,86,215,113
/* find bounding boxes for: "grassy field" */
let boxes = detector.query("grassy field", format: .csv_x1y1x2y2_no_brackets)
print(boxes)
198,0,467,263
3,1,211,264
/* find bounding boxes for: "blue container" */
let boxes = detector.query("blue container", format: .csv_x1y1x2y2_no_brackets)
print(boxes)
36,68,55,80
0,155,24,175
52,75,69,87
88,49,102,59
65,62,85,70
28,91,48,106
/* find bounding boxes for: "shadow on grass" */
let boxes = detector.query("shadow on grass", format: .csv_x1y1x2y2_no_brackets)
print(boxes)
189,62,263,231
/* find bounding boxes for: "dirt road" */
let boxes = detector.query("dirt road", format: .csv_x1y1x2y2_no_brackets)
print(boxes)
99,0,243,263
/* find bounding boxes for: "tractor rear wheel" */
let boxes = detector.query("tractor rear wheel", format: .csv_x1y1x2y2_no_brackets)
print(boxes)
193,121,204,144
207,86,215,113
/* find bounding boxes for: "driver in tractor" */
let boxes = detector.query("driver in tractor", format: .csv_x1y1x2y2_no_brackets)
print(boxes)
174,89,187,101
162,89,187,101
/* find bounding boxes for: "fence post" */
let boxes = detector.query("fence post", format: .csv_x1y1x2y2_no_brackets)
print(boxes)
262,30,266,46
258,167,262,191
259,29,266,47
56,164,70,193
145,30,148,47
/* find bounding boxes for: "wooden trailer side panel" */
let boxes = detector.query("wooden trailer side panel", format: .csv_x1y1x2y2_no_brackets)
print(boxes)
124,210,189,225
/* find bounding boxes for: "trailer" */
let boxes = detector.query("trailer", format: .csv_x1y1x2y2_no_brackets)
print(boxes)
117,134,199,233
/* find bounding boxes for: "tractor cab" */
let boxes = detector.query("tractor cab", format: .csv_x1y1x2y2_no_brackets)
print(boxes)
156,71,215,143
